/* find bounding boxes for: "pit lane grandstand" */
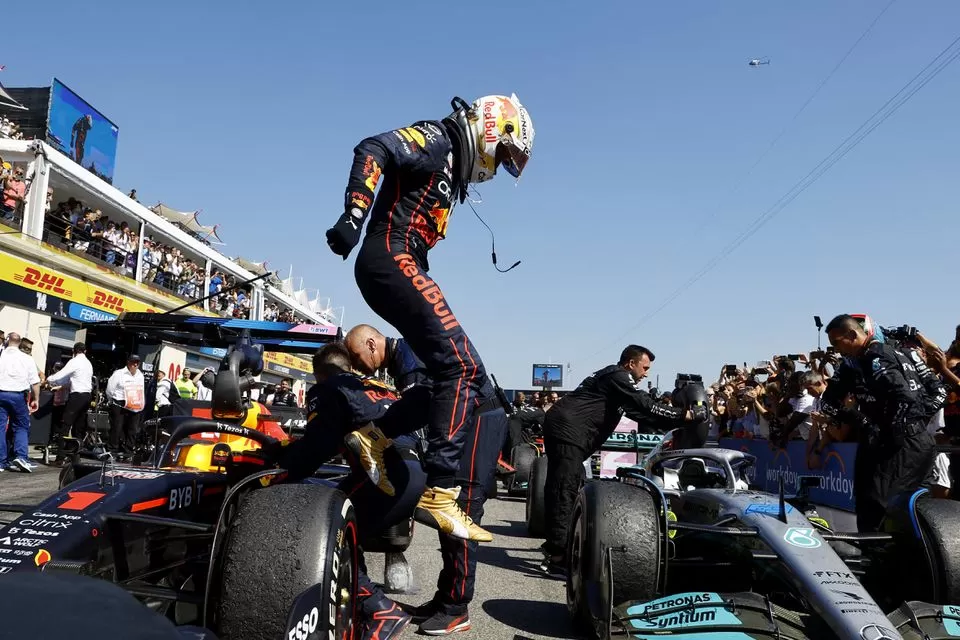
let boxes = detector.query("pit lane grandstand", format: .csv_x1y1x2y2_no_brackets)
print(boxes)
0,76,342,390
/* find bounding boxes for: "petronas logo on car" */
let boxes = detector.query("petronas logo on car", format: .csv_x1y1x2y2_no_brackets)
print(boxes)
783,527,822,549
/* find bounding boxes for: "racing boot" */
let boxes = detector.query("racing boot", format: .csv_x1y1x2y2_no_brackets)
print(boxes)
414,486,492,542
418,610,471,636
361,600,411,640
344,424,395,496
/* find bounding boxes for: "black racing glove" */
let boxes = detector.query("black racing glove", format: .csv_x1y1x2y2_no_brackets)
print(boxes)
325,210,363,260
690,404,709,423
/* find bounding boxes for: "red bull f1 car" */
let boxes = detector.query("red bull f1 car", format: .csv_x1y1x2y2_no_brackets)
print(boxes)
0,314,381,640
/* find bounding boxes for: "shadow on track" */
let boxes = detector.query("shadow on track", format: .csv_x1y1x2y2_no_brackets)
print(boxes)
481,599,579,639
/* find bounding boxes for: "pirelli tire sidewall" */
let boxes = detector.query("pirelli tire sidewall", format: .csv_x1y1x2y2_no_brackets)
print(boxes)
526,455,549,536
215,484,358,640
913,496,960,604
567,481,661,639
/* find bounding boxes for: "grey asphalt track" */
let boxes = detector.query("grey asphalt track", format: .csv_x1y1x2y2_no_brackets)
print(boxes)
0,457,574,639
366,494,574,640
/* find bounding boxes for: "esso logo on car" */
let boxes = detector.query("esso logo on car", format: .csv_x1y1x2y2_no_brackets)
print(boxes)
287,606,319,640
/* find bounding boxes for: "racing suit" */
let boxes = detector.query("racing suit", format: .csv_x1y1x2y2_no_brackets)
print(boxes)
274,374,426,619
820,341,946,532
327,120,492,490
542,365,689,559
376,335,507,618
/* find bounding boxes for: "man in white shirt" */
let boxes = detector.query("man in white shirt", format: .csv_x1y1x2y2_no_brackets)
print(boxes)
105,354,146,453
44,342,94,445
155,370,172,417
0,332,41,472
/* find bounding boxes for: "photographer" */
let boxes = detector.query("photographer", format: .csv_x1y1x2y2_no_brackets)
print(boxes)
820,315,945,532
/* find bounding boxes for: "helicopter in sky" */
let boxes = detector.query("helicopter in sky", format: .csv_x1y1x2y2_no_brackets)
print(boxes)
748,56,770,67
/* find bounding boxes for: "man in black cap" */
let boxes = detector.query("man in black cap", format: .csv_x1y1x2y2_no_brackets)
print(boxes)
104,354,146,452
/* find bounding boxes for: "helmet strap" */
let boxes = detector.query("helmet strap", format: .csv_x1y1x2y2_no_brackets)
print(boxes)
442,96,477,203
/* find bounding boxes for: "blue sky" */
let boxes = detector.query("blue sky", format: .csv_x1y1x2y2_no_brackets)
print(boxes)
4,0,959,390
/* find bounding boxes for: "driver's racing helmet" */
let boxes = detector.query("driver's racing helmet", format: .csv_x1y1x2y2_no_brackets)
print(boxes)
462,94,535,183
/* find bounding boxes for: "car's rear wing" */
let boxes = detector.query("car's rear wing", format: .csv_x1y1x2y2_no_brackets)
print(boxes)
79,313,342,354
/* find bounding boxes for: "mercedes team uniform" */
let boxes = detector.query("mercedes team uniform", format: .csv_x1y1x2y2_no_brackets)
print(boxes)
542,365,688,560
820,341,946,532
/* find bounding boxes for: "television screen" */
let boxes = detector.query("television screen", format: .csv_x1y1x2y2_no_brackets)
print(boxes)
46,78,119,184
532,364,563,388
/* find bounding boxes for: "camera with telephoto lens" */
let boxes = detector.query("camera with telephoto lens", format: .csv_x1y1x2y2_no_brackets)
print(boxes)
883,324,919,342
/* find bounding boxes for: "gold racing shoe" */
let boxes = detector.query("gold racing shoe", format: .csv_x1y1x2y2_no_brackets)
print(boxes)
415,486,493,542
343,424,396,496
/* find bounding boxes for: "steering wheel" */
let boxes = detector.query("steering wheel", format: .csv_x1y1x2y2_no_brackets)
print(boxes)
153,416,280,470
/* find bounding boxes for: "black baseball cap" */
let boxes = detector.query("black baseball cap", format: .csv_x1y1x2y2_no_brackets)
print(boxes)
127,354,141,363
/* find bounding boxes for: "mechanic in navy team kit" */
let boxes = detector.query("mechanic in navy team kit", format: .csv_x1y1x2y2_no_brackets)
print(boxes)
821,315,946,533
269,342,426,640
325,94,534,543
540,345,707,576
345,324,507,636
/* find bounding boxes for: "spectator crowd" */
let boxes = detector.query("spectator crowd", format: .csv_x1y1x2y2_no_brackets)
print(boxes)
695,325,960,494
0,116,24,141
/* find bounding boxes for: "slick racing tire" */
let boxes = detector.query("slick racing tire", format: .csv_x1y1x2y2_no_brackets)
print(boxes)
215,484,358,640
914,497,960,604
526,456,549,536
567,481,661,639
58,458,100,489
508,444,539,496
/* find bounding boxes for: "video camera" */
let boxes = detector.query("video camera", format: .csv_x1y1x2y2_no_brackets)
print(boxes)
883,324,920,342
670,373,709,450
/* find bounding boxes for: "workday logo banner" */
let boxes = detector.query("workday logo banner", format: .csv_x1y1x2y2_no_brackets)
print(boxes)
720,439,857,512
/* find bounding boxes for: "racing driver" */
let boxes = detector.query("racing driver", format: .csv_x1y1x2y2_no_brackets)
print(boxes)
540,345,707,576
270,342,426,640
325,94,535,542
821,314,945,532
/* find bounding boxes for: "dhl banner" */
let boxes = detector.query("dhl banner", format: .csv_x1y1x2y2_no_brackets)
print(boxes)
263,351,314,375
200,346,314,377
0,251,158,318
0,251,315,374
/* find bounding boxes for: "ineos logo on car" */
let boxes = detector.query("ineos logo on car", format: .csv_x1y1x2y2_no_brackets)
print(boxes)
783,527,821,549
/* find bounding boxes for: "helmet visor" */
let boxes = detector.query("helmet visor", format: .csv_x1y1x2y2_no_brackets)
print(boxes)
495,139,530,179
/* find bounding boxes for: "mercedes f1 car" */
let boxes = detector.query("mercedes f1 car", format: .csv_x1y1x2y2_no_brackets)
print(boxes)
567,427,960,640
0,313,381,640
